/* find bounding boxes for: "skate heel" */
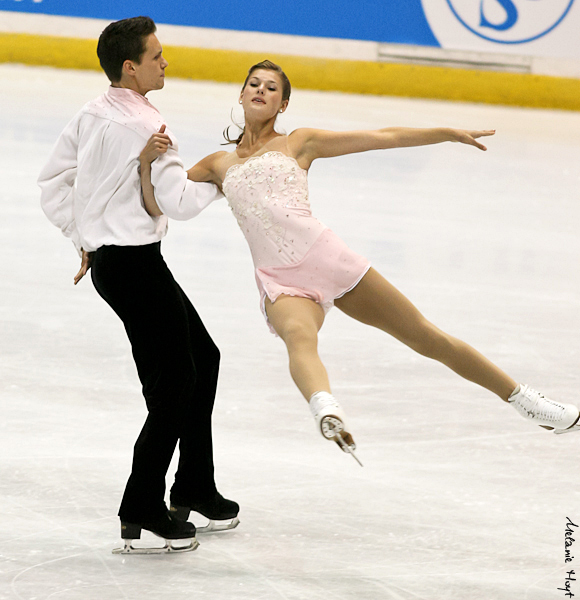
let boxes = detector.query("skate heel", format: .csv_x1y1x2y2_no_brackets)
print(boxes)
170,494,240,533
320,415,345,440
113,513,199,555
169,504,191,521
310,392,363,467
120,522,142,540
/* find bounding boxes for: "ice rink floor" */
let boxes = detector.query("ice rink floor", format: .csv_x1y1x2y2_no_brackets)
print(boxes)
1,63,580,600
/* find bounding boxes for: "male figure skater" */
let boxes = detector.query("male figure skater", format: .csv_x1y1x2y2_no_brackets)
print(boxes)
38,16,238,554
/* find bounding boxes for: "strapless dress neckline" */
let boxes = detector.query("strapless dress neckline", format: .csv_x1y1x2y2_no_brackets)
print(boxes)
223,151,306,185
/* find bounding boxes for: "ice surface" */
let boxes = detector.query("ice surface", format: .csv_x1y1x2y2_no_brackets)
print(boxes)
1,63,579,600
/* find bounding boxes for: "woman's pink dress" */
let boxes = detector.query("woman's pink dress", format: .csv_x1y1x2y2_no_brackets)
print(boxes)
222,151,371,333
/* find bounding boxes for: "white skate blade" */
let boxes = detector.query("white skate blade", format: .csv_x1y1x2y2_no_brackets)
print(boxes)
112,537,199,555
554,423,580,435
335,435,363,467
196,516,240,533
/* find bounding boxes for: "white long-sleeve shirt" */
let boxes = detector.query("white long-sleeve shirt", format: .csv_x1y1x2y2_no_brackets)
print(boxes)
38,86,223,253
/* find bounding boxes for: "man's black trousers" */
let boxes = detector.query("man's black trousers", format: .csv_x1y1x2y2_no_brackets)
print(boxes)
91,242,220,522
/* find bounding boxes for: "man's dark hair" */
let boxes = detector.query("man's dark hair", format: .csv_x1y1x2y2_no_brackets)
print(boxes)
97,16,157,83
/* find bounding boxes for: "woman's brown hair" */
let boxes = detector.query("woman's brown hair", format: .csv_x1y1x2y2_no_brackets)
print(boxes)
223,60,291,146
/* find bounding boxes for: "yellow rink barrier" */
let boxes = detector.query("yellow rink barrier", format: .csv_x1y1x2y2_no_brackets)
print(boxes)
2,32,579,111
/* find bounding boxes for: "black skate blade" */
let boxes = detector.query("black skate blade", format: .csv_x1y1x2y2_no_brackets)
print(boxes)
112,537,199,555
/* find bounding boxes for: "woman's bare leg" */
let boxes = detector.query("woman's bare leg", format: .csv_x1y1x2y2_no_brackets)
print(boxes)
265,294,356,447
265,295,329,400
335,268,517,401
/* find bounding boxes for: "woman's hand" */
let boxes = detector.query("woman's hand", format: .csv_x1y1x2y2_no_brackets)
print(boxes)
139,124,171,165
451,129,496,151
74,249,93,285
139,127,166,217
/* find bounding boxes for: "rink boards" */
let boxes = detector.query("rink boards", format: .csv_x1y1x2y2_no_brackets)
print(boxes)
1,2,579,110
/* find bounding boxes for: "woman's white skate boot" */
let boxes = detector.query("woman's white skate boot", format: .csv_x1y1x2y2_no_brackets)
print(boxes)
309,391,363,466
508,384,580,434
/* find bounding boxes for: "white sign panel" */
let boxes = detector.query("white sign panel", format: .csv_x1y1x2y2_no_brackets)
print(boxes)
421,0,580,58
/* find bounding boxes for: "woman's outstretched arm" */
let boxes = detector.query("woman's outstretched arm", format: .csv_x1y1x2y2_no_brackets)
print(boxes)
289,127,495,168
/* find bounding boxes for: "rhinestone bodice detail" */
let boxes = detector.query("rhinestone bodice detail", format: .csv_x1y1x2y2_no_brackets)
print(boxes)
222,152,326,267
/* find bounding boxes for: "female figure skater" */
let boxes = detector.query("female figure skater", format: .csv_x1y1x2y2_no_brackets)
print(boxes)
139,60,579,462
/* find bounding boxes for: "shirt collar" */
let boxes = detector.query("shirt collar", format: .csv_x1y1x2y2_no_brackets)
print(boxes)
107,86,156,108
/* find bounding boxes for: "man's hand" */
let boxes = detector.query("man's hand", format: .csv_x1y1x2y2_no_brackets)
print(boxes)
74,250,93,285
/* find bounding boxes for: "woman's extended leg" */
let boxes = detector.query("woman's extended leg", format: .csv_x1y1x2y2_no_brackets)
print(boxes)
265,294,357,448
335,268,517,401
264,294,328,399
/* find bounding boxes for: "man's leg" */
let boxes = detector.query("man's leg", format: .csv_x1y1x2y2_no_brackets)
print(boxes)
170,286,220,502
91,243,201,522
168,287,239,529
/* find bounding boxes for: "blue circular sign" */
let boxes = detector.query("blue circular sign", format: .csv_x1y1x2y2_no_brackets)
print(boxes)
444,0,576,44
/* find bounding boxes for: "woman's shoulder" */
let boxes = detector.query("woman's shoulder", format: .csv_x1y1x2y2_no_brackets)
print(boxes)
287,128,325,152
288,128,323,141
199,150,230,167
189,150,232,184
286,129,320,170
199,150,233,175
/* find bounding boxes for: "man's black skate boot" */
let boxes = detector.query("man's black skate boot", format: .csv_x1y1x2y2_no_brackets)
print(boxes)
170,491,240,533
113,510,199,555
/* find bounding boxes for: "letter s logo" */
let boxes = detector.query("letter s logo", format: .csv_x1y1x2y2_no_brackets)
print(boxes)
433,0,576,44
480,0,518,31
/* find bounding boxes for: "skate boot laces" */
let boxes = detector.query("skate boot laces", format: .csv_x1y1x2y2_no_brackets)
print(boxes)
511,385,578,428
309,392,339,416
